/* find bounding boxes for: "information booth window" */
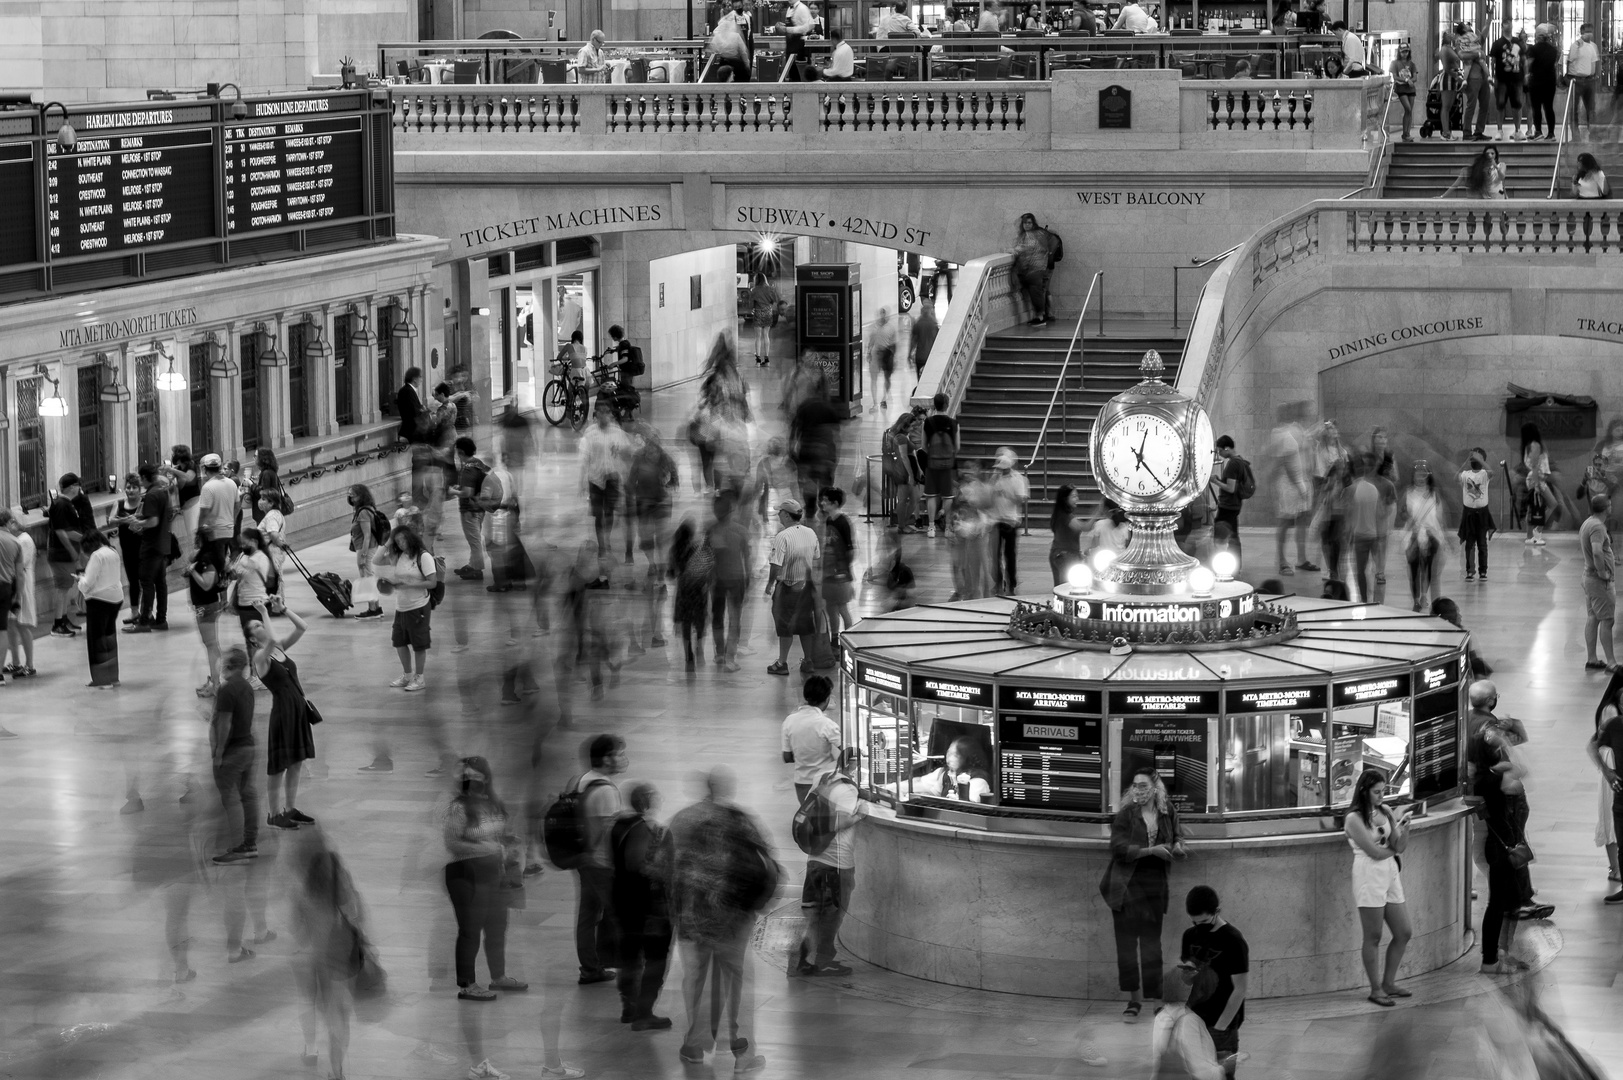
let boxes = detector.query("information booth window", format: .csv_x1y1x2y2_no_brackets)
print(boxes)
851,658,911,804
1329,673,1413,806
908,674,996,805
1109,690,1221,814
997,685,1104,812
1411,657,1464,801
1221,684,1329,812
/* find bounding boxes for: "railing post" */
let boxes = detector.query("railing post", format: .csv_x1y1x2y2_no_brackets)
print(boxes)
1097,274,1105,337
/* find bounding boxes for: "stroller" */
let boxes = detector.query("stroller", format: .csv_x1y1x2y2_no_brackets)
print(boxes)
1418,71,1464,138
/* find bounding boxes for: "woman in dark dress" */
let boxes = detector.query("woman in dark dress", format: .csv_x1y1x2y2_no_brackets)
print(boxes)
1101,767,1186,1022
249,606,314,830
670,516,712,669
251,448,281,524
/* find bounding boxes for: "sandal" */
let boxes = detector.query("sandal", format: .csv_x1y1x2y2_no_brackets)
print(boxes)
1122,1001,1142,1022
766,661,790,676
1382,986,1413,998
1366,993,1396,1007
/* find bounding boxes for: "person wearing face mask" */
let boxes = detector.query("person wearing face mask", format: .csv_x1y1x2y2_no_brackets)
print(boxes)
1100,768,1187,1023
1458,449,1493,583
1178,886,1248,1076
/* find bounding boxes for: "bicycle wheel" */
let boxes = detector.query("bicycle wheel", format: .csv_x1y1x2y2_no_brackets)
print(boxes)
541,379,569,426
568,384,590,430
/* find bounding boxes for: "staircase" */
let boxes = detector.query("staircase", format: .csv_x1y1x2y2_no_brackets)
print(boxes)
956,324,1185,523
1382,138,1560,199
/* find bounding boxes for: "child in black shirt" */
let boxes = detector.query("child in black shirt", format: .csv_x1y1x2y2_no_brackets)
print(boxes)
1180,885,1250,1077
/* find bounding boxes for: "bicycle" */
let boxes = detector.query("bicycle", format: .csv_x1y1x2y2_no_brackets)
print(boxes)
541,357,591,430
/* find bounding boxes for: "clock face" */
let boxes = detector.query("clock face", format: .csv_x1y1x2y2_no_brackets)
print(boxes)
1099,413,1186,500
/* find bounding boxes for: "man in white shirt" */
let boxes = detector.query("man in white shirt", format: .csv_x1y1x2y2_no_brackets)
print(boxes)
782,675,842,802
197,453,240,566
713,0,754,82
976,1,1003,32
876,0,920,37
1112,0,1154,32
575,733,627,984
766,499,821,675
795,746,868,977
1331,20,1366,73
579,398,631,583
779,0,816,79
822,28,855,79
576,29,608,79
1566,22,1601,136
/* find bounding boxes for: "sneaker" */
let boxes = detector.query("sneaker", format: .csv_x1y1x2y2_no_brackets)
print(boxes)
228,947,256,963
1478,573,1487,581
152,621,170,631
458,984,499,1002
404,675,427,692
1606,890,1623,904
489,976,529,991
807,961,852,976
122,622,152,634
679,1045,707,1065
455,566,483,579
539,1066,584,1079
353,608,383,619
284,807,314,824
732,1038,766,1075
51,622,76,638
389,674,411,688
267,812,298,831
1079,1042,1109,1068
1463,573,1475,582
1519,903,1555,920
927,524,936,538
1296,561,1321,572
211,845,259,864
578,969,617,985
358,759,394,772
766,661,790,676
467,1059,509,1080
632,1014,674,1031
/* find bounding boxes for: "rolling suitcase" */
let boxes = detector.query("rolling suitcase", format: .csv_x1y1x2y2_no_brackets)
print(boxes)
285,548,353,618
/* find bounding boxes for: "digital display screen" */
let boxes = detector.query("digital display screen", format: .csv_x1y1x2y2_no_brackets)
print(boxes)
997,714,1103,812
46,128,216,257
1224,684,1329,713
1332,673,1412,707
911,674,993,707
997,685,1100,714
805,291,840,338
225,115,366,233
1411,688,1459,799
0,142,36,266
1108,689,1220,715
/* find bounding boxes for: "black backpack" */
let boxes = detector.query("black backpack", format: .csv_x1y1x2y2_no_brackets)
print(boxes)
792,773,845,856
542,777,611,869
361,505,390,547
622,344,645,378
1235,457,1257,501
1050,233,1064,264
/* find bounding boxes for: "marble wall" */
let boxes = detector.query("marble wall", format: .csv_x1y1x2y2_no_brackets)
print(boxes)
843,807,1471,999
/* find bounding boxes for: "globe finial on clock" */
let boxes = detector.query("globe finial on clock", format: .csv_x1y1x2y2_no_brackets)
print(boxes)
1139,350,1164,380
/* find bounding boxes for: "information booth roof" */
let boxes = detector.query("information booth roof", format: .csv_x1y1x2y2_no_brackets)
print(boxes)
844,596,1470,682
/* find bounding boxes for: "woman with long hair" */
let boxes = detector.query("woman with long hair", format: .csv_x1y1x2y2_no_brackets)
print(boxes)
1592,681,1623,886
745,273,780,366
372,525,438,691
1519,421,1556,542
167,443,201,552
1389,43,1418,139
443,757,526,1006
249,607,314,830
290,835,365,1079
347,484,385,619
74,528,124,688
1102,767,1185,1022
917,736,994,803
186,540,229,697
231,527,275,643
1398,460,1446,611
1344,769,1413,1004
251,447,281,524
1440,148,1500,198
1573,152,1611,199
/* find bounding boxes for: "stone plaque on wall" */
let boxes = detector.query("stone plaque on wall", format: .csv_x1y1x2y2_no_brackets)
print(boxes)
1099,85,1132,129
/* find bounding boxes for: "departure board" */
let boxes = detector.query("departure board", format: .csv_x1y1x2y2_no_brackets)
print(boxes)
45,128,216,257
1410,689,1459,800
996,686,1104,812
225,115,366,234
0,142,35,266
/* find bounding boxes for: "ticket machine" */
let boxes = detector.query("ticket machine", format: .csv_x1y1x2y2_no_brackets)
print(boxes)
795,262,863,418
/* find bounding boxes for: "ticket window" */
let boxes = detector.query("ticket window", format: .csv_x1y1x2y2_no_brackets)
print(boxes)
1329,701,1413,805
1109,691,1222,814
850,661,912,804
1220,686,1331,812
908,675,996,805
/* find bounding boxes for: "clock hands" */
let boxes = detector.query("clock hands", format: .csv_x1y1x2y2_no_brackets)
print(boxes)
1128,429,1164,487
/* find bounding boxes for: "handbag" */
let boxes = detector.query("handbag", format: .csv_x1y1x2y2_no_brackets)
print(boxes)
304,698,325,726
1507,841,1535,870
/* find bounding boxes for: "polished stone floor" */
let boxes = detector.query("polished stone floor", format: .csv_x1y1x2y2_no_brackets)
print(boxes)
2,365,1621,1080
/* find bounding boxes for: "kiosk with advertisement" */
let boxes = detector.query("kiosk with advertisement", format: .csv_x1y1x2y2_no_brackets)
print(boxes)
834,353,1476,1000
795,262,862,418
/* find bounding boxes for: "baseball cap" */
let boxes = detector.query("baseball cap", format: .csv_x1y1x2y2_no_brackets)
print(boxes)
200,453,223,469
58,472,80,489
777,498,804,517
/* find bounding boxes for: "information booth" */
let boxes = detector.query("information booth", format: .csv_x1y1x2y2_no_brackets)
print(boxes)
795,262,863,418
836,593,1474,1000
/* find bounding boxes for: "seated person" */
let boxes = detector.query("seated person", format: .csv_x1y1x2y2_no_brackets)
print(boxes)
914,735,995,804
820,28,855,79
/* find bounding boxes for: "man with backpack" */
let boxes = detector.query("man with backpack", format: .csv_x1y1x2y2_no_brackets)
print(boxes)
782,675,841,803
450,437,491,582
922,393,958,539
1210,436,1254,563
570,734,627,984
794,746,867,978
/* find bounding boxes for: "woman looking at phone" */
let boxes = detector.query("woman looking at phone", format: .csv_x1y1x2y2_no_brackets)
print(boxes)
1344,770,1413,1005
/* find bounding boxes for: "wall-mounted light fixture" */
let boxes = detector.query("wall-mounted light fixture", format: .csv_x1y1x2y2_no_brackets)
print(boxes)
205,330,238,378
255,321,287,366
34,365,69,417
347,303,377,348
302,313,332,362
95,352,131,403
215,82,249,121
41,101,75,150
151,340,187,391
388,294,420,340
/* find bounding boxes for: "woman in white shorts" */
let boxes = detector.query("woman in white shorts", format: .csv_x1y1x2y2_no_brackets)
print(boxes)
1345,769,1413,1007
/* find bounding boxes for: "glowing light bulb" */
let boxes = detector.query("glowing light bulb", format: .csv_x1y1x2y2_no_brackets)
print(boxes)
1211,551,1238,581
1188,567,1216,597
1091,549,1117,574
1067,563,1094,593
